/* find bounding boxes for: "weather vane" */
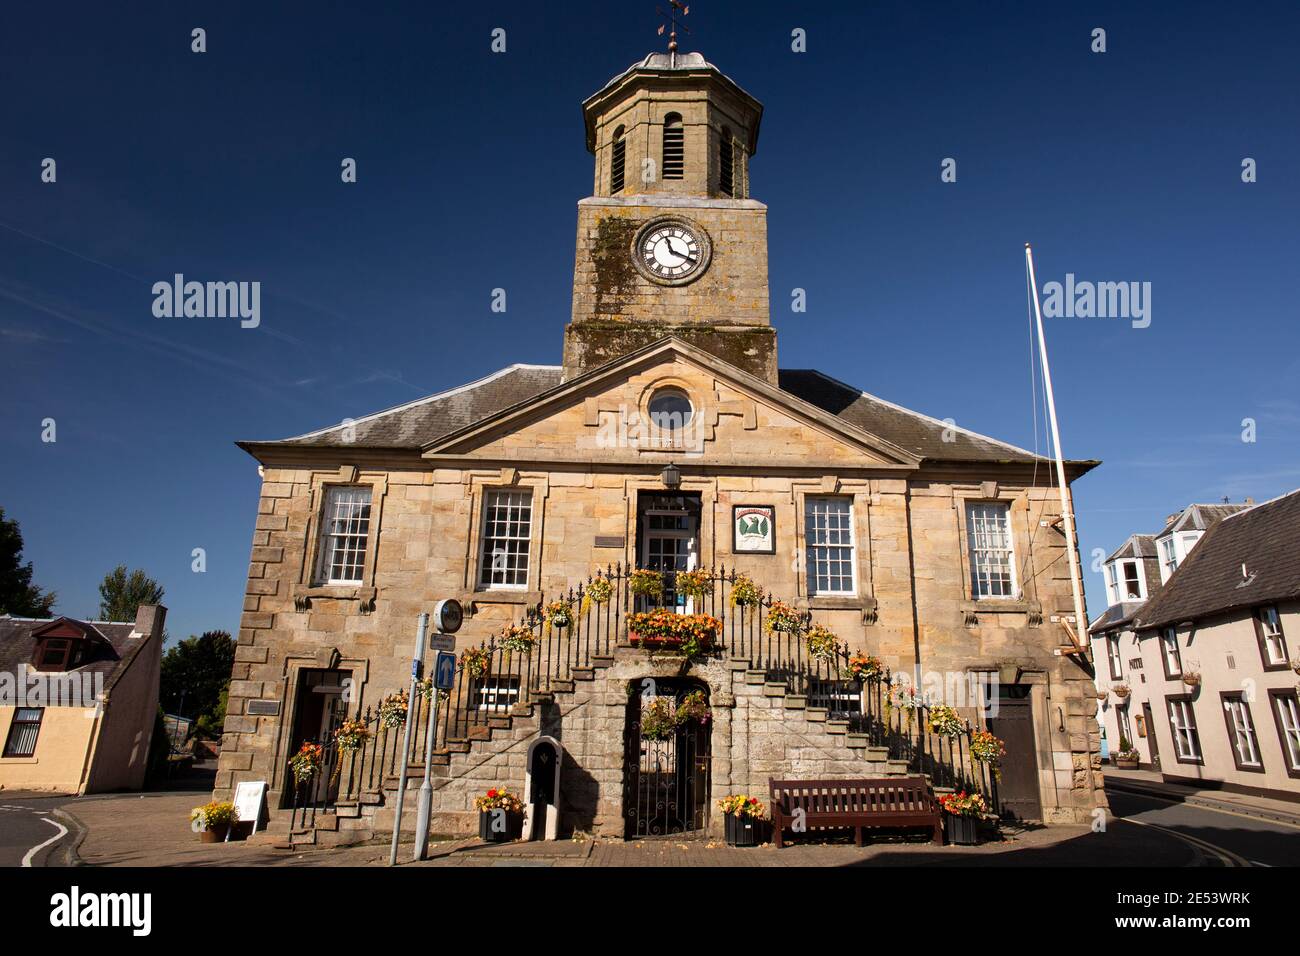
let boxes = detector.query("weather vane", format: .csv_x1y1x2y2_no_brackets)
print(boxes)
657,1,690,54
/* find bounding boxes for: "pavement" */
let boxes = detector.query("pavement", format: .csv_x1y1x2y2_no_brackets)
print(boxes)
2,766,1295,868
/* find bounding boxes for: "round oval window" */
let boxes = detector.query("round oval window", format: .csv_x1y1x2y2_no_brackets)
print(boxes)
648,389,694,430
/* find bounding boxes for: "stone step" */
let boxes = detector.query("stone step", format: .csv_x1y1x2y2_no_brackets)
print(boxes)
487,716,512,730
865,746,889,762
762,682,787,698
845,733,869,749
510,703,535,718
805,707,829,722
825,720,849,735
572,667,596,681
745,670,767,686
551,680,575,693
783,695,807,710
727,659,752,672
590,655,615,668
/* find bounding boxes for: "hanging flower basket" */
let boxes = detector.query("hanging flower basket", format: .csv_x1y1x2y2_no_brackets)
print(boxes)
580,576,614,614
969,729,1006,782
414,676,437,701
542,600,573,633
627,611,720,657
378,689,409,730
459,646,491,679
1181,672,1202,688
676,690,712,726
764,600,802,634
640,697,679,740
1290,657,1300,677
333,718,371,755
288,742,323,785
729,573,764,608
806,625,840,662
927,703,964,738
629,568,664,601
675,567,714,601
501,624,537,653
1111,683,1131,699
844,654,884,682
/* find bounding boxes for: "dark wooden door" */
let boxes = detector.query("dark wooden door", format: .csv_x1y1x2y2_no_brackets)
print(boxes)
622,680,711,839
987,686,1043,822
1142,702,1160,768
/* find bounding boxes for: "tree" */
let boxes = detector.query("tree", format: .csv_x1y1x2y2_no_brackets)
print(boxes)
0,508,56,617
160,631,235,737
97,565,163,622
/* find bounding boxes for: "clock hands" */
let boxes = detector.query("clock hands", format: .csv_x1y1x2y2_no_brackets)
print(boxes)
665,236,697,264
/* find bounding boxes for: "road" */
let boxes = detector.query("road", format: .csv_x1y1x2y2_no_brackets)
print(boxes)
0,799,74,867
1107,788,1300,867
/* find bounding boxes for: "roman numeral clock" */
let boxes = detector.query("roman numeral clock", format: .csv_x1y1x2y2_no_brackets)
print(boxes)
633,216,712,285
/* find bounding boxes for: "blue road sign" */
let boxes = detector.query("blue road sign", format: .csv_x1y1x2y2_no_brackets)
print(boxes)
434,652,456,691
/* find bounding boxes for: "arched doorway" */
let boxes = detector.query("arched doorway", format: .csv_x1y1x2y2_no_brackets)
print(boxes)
621,678,711,839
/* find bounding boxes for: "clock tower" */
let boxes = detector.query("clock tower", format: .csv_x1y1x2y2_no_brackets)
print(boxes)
562,51,776,384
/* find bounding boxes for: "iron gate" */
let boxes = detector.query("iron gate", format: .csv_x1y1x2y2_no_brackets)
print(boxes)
622,680,711,839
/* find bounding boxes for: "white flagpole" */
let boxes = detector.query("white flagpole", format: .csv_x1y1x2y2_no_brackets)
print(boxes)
1025,243,1087,651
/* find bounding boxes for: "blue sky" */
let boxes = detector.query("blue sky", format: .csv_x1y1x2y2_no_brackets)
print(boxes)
2,1,1298,642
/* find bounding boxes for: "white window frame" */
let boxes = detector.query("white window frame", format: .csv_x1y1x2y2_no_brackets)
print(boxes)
1104,563,1119,606
804,496,857,597
1158,536,1178,579
477,489,534,590
965,501,1017,600
1273,694,1300,773
1161,627,1182,678
1121,560,1143,601
1168,697,1201,762
1106,635,1123,679
1260,606,1287,666
1223,696,1261,769
314,485,373,586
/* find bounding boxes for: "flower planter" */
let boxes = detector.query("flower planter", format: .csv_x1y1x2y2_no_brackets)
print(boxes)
1115,756,1139,770
724,813,760,847
943,813,979,846
200,823,229,844
478,809,522,843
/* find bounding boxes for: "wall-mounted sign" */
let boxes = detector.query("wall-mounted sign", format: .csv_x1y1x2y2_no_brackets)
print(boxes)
733,505,776,554
247,699,281,716
594,535,625,549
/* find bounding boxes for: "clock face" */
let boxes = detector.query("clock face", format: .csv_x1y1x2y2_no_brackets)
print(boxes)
634,219,710,284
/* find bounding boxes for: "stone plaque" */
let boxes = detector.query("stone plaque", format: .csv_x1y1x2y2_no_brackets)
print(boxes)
247,699,281,716
594,535,625,549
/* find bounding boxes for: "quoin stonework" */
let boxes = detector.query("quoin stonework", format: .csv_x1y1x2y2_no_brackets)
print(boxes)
213,48,1105,844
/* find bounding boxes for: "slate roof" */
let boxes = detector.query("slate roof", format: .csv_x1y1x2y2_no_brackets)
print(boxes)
1088,601,1146,635
243,358,1088,471
1107,534,1157,562
0,616,145,692
1154,503,1250,540
1135,489,1300,630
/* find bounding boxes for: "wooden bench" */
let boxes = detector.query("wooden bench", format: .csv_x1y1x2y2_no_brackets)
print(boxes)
769,777,943,848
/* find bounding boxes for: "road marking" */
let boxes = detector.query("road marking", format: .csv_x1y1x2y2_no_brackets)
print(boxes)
1108,786,1300,831
1121,816,1248,867
21,816,68,868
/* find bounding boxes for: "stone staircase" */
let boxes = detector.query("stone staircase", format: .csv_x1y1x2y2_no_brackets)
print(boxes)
270,643,918,848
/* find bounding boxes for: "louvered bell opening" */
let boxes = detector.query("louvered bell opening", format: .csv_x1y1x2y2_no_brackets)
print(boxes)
662,115,684,180
611,138,626,194
719,135,734,197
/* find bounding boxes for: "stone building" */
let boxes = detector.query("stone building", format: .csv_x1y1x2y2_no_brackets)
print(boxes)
214,49,1104,842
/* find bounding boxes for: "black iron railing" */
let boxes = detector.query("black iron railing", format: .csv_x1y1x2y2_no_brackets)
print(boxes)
285,565,999,829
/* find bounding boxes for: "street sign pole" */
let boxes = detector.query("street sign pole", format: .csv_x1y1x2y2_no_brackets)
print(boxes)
414,686,441,861
388,612,428,867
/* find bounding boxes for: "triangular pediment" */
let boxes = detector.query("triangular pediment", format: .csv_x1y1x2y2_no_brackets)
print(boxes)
421,338,920,470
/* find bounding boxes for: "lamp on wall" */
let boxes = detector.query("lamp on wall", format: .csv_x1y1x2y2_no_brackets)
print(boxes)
660,462,682,490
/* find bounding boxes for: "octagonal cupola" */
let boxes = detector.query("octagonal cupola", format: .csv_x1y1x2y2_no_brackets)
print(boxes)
583,51,763,200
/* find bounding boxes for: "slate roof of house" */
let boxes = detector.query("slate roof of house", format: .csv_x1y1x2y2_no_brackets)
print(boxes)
1107,534,1157,562
1135,489,1300,630
1088,601,1146,635
245,356,1089,470
0,616,144,691
1154,503,1250,540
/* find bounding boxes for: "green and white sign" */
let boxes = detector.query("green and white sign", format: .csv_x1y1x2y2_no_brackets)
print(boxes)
733,505,775,554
